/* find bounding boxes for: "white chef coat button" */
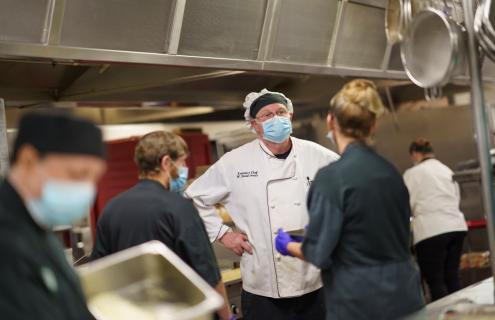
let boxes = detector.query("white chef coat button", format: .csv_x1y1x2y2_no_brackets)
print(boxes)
294,201,301,206
271,205,275,209
292,177,298,180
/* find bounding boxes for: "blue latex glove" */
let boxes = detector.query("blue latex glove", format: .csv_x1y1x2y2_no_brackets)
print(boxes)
275,228,302,256
229,315,237,320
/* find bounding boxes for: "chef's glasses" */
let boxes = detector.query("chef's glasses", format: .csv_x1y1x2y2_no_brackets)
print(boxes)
255,109,290,122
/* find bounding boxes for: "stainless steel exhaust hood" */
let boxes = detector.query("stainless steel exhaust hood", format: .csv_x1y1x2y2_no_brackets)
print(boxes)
0,0,404,78
0,0,493,117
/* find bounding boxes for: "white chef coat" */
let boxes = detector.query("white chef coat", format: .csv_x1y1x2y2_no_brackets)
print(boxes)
403,158,467,245
185,137,339,298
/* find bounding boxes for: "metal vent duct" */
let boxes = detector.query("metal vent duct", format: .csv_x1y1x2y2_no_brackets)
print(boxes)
61,0,175,53
268,0,338,64
333,2,388,69
1,0,495,110
0,0,408,80
0,0,53,44
178,0,267,59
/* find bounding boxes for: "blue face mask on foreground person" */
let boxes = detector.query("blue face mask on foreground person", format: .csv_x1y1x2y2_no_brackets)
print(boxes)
0,111,106,320
27,180,96,227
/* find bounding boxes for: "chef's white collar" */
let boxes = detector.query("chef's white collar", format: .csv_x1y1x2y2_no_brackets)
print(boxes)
258,137,296,159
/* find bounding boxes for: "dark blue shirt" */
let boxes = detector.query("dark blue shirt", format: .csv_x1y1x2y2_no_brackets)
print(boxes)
302,143,424,320
0,180,92,320
91,179,221,287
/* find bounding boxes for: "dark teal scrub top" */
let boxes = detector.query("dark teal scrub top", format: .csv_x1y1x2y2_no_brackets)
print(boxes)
302,143,425,320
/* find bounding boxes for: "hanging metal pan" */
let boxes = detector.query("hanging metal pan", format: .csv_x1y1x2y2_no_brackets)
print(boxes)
474,2,487,46
386,0,406,44
439,0,466,24
401,8,466,88
483,0,495,39
475,1,495,61
403,0,422,26
386,0,422,44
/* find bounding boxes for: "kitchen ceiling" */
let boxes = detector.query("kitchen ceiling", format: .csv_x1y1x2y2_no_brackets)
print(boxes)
0,0,487,124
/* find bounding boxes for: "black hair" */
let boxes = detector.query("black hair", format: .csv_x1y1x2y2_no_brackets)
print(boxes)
409,138,434,154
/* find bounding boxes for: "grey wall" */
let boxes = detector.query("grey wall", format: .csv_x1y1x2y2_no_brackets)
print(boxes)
375,106,478,173
309,106,479,174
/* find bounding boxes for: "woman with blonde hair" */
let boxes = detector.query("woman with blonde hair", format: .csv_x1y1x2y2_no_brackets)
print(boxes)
275,79,425,319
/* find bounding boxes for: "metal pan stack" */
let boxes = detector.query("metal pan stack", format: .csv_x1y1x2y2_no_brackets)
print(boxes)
395,0,470,100
475,0,495,62
386,0,422,45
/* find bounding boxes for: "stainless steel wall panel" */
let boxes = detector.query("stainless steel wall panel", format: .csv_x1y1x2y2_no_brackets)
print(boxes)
178,0,267,59
0,0,53,44
268,0,338,64
388,43,404,71
333,3,387,69
60,0,174,52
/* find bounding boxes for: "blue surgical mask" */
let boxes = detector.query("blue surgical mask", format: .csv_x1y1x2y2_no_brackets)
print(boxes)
262,116,292,143
27,180,96,228
170,166,189,192
326,131,336,146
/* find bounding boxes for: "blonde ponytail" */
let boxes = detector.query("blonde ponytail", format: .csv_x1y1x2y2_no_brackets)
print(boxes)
329,79,385,139
330,79,385,117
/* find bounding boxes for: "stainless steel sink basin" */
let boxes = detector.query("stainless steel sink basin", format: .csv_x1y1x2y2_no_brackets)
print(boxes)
77,241,223,320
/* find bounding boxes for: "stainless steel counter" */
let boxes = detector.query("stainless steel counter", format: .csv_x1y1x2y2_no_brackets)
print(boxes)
404,277,493,319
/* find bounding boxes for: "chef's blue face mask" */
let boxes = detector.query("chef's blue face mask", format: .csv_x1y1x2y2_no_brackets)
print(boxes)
27,180,96,228
169,164,189,193
261,116,292,144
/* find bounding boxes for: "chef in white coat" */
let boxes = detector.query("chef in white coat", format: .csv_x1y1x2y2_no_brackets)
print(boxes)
185,89,339,320
403,138,467,301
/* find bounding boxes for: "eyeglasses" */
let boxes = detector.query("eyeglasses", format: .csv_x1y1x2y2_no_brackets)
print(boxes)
255,109,290,122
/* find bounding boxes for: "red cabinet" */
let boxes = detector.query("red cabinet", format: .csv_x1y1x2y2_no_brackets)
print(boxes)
90,132,212,238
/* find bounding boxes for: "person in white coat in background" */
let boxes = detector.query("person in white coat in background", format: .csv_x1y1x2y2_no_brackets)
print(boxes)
185,89,339,320
404,138,468,301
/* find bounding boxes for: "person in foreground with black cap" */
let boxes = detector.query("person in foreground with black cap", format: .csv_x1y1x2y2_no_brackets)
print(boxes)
0,112,106,320
185,89,339,319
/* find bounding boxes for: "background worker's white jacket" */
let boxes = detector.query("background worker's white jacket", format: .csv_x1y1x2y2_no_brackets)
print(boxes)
403,158,467,245
185,137,339,298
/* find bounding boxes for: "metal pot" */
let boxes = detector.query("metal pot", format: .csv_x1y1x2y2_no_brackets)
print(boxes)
386,0,406,44
386,0,423,44
403,0,420,27
474,0,495,62
401,8,466,88
475,1,495,61
483,0,495,37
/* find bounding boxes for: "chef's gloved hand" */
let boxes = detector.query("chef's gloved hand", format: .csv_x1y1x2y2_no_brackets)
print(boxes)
275,228,302,256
